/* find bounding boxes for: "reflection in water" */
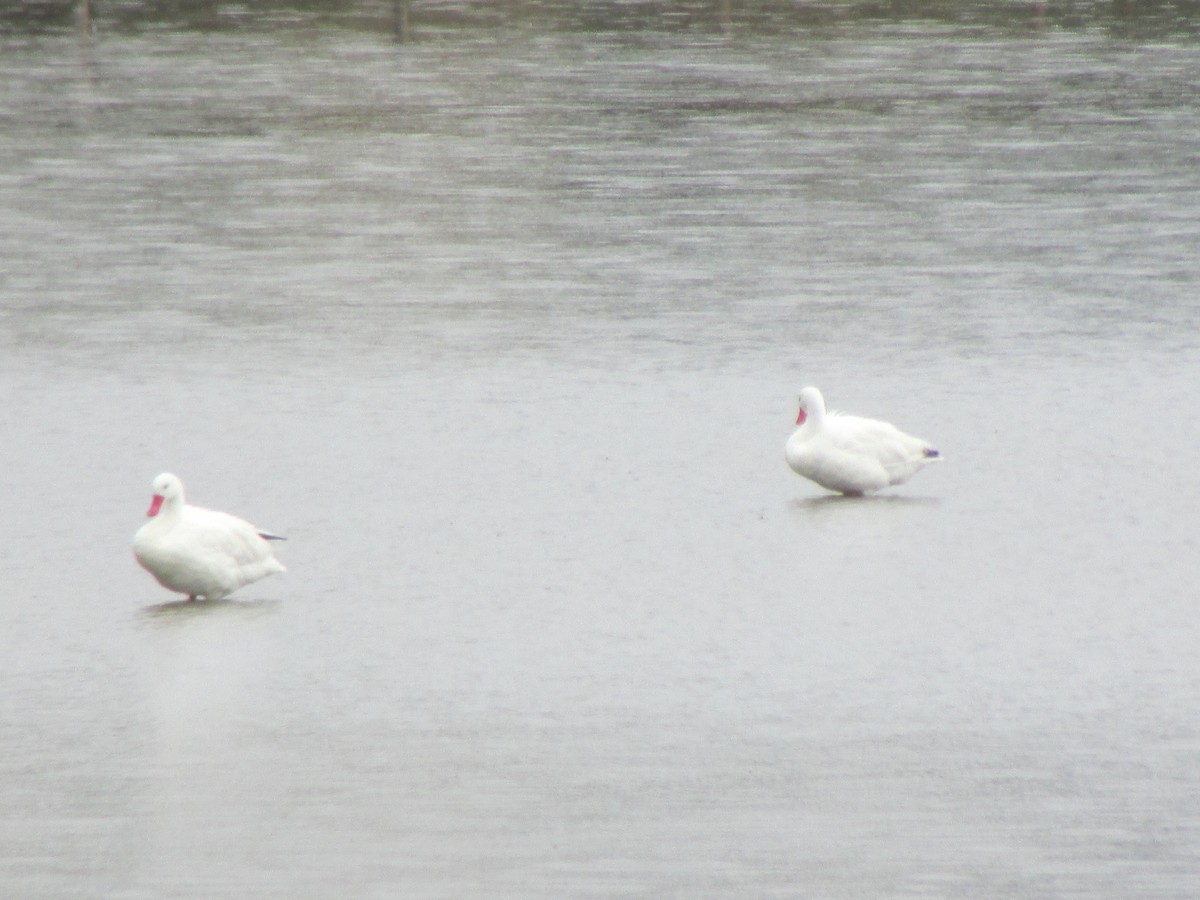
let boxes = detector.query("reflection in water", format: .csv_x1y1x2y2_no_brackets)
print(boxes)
139,596,284,623
791,493,942,511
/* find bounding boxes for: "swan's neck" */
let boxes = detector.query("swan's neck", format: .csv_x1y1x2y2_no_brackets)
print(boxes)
155,496,185,524
802,402,826,432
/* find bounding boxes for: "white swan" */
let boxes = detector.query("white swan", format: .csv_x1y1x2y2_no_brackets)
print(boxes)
785,387,941,495
133,473,286,600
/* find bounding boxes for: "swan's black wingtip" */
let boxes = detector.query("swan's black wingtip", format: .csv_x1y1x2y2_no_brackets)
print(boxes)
923,448,940,459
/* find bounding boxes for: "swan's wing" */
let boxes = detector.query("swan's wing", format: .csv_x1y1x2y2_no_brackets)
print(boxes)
823,415,933,470
181,506,280,566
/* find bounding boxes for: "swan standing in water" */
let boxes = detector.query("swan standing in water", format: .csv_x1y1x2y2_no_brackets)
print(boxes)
785,387,941,495
133,473,286,600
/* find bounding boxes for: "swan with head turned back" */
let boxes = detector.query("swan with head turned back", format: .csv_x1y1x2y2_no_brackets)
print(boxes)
132,472,286,600
785,386,941,495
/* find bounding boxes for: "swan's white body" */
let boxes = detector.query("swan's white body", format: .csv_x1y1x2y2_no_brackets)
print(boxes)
785,387,940,495
133,473,285,600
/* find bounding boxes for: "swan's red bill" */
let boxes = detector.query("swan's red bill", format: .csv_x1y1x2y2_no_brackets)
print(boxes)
795,408,807,425
146,494,164,517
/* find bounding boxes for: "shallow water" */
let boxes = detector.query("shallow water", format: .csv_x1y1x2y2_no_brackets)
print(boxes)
2,5,1199,898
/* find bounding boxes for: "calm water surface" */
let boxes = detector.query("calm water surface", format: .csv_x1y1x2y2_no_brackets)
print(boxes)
2,7,1199,898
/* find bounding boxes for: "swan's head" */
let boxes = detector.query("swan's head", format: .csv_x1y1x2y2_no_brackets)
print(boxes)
796,386,825,426
147,472,185,517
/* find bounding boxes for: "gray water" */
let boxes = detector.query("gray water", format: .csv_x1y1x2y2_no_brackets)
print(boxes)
2,5,1200,898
